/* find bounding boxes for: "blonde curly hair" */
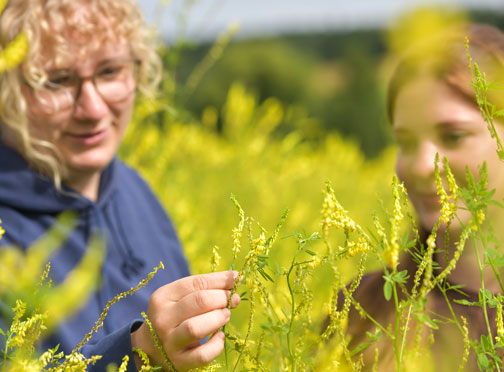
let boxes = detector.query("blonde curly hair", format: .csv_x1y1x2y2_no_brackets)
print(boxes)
0,0,162,187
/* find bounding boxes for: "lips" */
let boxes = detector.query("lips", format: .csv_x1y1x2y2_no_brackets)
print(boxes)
66,128,108,146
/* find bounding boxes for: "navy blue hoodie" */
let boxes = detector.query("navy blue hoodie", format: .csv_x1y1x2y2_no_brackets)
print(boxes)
0,141,190,371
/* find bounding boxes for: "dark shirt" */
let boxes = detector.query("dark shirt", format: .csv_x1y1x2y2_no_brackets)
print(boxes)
0,142,190,371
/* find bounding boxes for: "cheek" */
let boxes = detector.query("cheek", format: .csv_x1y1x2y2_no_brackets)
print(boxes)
395,154,409,186
27,110,68,141
24,92,67,140
114,94,134,121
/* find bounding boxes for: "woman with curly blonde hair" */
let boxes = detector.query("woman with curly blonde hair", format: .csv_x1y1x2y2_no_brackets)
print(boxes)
0,1,240,371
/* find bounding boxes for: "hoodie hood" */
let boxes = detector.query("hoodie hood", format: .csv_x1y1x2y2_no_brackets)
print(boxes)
0,141,144,279
0,139,190,356
0,142,116,213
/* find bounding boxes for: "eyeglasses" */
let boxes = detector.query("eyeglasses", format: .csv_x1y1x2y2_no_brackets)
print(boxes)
33,58,140,112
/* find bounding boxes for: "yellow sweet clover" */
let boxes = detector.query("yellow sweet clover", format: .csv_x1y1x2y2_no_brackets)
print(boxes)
435,155,457,224
0,0,28,75
0,218,4,240
496,297,504,343
382,176,405,269
0,31,28,74
321,191,357,234
211,245,221,272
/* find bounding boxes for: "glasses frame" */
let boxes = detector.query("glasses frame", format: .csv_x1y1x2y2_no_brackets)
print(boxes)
27,58,142,112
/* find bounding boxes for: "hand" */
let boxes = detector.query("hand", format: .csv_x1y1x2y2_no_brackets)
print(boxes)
131,271,240,371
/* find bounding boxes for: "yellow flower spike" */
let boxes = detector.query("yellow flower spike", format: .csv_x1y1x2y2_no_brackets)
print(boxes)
211,245,221,272
321,183,359,234
459,316,470,372
0,31,28,74
230,194,245,264
118,355,130,372
496,297,504,343
434,155,459,224
443,157,459,202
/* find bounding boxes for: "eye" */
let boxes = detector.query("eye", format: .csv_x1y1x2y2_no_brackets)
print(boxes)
96,63,125,80
439,130,468,148
44,71,74,90
395,134,417,153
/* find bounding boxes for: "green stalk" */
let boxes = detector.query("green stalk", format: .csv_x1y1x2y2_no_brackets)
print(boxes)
473,229,501,371
392,280,402,370
488,257,504,294
286,262,297,372
398,302,413,365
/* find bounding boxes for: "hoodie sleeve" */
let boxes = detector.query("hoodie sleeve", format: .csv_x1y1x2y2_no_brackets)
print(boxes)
81,320,143,372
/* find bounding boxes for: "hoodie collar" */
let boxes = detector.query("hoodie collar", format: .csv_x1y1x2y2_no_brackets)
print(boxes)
0,141,118,213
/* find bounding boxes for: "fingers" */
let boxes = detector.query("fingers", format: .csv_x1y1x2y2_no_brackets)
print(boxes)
164,271,238,302
171,331,226,371
171,290,241,326
171,308,231,348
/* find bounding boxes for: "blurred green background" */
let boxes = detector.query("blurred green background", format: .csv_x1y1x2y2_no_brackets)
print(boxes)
120,5,504,275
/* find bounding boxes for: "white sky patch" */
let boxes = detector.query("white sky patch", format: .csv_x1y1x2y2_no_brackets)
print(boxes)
137,0,504,42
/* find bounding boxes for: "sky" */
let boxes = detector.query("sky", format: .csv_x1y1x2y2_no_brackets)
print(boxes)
137,0,504,42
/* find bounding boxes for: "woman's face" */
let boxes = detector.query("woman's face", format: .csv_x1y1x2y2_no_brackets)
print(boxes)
393,77,504,231
23,37,135,181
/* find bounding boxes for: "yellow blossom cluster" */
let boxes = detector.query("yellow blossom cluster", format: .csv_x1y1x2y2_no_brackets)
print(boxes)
470,209,486,231
496,297,504,343
321,184,358,236
343,236,371,257
245,232,266,261
382,176,407,269
435,156,459,224
211,245,221,272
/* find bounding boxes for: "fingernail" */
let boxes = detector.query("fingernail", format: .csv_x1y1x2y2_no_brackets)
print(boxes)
232,271,239,280
223,308,231,319
232,293,241,307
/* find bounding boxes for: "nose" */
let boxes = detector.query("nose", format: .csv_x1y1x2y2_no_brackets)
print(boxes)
73,80,108,120
412,141,443,180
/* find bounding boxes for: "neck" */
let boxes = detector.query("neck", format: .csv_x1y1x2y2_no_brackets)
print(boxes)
65,171,101,202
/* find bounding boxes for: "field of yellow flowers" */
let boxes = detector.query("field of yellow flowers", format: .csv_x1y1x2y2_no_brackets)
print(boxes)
119,82,399,371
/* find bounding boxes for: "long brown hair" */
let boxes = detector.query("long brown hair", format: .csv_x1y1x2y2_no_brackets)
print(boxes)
387,23,504,123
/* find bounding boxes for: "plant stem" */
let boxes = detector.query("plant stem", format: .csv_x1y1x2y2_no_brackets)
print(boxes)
473,229,501,371
392,280,402,371
286,262,297,372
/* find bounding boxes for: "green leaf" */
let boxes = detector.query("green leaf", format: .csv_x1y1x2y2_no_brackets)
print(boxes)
486,248,504,267
383,281,392,301
304,249,317,256
477,353,490,369
392,270,409,284
366,329,383,342
481,334,493,352
480,289,498,308
258,268,273,282
415,313,439,330
350,341,373,357
453,299,481,307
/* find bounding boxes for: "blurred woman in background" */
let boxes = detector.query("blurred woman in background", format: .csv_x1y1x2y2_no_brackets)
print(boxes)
344,23,504,370
0,0,239,371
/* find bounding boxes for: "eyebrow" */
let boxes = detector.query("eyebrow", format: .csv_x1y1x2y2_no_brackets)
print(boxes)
434,120,475,130
47,61,113,76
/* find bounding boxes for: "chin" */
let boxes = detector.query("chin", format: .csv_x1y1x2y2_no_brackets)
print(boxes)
65,150,115,175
